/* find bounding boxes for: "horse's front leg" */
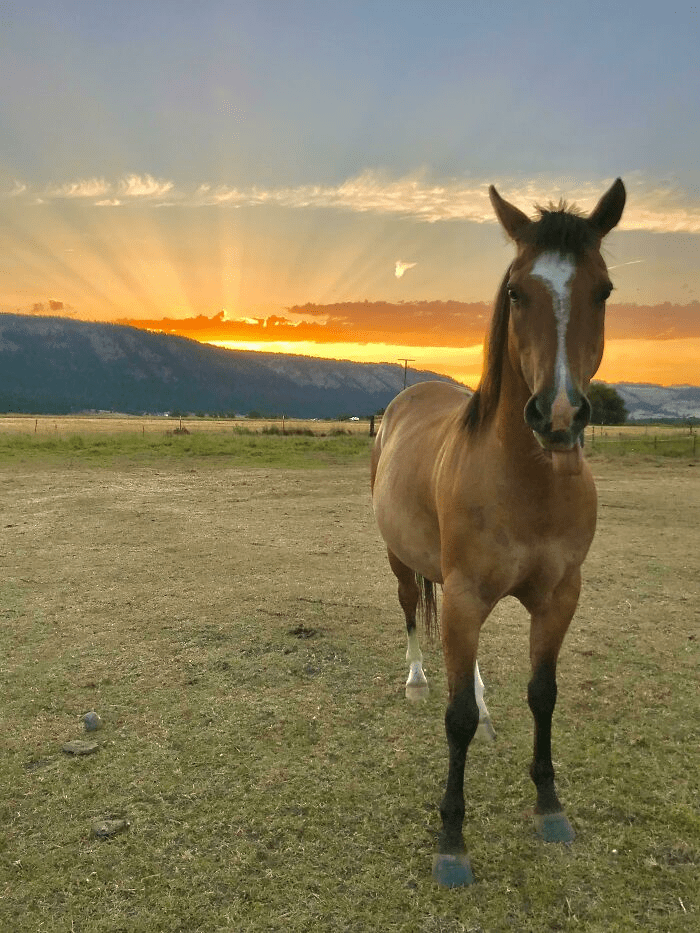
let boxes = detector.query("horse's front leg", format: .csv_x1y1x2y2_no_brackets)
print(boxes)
433,575,489,887
525,570,581,844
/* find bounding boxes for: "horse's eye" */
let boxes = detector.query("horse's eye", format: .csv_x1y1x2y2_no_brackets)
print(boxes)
598,285,613,302
507,287,519,302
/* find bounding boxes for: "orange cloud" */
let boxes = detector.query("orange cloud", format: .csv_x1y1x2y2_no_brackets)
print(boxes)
117,300,700,387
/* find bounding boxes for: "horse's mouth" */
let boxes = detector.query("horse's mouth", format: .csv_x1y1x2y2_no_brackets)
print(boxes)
533,430,580,453
533,432,584,475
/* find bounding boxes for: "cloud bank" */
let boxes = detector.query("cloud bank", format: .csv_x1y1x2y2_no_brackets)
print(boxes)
4,171,700,233
116,299,700,350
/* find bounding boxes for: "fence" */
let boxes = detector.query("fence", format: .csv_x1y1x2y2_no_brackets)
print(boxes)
585,425,697,458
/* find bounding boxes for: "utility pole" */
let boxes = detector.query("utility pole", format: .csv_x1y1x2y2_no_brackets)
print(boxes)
398,358,415,390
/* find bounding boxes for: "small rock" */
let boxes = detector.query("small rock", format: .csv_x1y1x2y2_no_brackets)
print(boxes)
83,711,103,732
92,818,130,839
62,740,99,756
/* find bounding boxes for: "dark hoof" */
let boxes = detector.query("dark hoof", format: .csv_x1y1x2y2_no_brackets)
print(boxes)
534,811,575,844
432,852,474,887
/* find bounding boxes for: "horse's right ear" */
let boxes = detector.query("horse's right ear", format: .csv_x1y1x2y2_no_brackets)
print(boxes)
489,186,532,242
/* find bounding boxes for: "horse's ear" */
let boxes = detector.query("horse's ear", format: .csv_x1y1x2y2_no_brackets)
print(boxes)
489,186,532,242
588,178,626,238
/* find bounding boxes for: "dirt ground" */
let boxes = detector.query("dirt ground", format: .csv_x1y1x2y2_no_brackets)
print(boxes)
0,452,698,931
2,455,697,674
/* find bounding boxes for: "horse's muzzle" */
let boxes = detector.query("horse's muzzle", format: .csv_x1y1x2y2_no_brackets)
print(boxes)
524,392,591,450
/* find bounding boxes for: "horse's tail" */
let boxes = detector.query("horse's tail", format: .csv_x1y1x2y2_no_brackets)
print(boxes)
415,574,440,643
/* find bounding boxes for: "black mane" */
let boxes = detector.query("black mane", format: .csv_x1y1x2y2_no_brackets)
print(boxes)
522,202,597,259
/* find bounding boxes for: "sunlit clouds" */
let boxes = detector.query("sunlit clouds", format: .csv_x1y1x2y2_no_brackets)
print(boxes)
6,170,700,233
47,178,111,199
35,174,175,206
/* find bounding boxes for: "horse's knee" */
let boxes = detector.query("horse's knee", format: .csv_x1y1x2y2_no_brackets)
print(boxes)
445,685,480,750
527,662,557,719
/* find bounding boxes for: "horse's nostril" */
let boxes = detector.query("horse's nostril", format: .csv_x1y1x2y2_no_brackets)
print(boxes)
524,395,549,432
575,396,592,427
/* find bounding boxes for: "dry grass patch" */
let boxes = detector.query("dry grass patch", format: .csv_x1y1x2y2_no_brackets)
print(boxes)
0,451,698,931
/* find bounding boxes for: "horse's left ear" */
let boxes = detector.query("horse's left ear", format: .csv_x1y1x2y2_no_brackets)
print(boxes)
489,186,532,242
588,178,626,239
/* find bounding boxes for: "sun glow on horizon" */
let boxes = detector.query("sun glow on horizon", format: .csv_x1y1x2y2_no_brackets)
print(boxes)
208,339,485,386
203,336,700,389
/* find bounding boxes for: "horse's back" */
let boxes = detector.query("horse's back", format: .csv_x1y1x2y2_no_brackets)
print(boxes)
376,381,472,450
371,381,472,581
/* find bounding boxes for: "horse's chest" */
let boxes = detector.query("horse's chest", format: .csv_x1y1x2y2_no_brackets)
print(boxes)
443,492,594,592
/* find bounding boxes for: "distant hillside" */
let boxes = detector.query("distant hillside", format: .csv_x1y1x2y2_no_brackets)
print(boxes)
2,314,697,421
0,314,460,417
612,382,700,422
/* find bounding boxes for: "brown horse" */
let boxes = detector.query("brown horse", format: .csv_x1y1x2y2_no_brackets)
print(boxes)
371,179,626,887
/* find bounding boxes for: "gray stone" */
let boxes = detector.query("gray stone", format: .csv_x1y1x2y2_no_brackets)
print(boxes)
62,740,99,755
83,711,103,732
92,818,130,839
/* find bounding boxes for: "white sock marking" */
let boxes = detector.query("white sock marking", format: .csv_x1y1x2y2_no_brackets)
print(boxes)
406,629,428,691
475,660,496,740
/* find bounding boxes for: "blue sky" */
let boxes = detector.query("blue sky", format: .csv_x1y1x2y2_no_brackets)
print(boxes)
1,1,699,382
3,1,698,186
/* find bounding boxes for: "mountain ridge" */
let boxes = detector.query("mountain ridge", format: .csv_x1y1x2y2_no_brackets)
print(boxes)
1,313,698,420
0,313,459,418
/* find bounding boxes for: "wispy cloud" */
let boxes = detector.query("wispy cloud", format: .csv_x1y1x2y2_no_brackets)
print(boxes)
39,174,175,203
191,170,700,232
395,260,417,279
607,260,645,271
192,170,486,222
3,180,28,198
48,178,112,199
118,173,174,198
8,171,700,233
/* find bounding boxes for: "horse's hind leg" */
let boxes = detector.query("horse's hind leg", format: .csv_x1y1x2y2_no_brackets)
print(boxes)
387,549,429,700
525,571,581,844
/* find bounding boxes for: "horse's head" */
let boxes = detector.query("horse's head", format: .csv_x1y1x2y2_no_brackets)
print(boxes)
489,179,625,451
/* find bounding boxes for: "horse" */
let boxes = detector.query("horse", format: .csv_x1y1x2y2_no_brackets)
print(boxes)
370,178,626,887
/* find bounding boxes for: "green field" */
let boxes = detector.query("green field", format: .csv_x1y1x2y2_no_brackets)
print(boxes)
0,426,698,931
0,415,697,464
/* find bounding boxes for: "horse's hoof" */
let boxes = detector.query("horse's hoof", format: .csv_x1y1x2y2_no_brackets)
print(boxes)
432,852,474,887
534,811,575,844
477,717,496,742
405,682,430,701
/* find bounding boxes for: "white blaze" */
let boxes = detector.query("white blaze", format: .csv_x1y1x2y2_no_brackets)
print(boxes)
531,252,576,410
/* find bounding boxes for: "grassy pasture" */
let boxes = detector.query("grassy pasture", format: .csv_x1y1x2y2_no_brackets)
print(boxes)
0,414,374,439
0,431,698,931
0,414,697,461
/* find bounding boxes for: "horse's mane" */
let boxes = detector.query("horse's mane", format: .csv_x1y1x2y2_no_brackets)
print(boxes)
524,201,597,259
463,203,596,433
463,269,511,433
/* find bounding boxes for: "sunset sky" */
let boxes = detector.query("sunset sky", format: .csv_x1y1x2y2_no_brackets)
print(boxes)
1,1,699,387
